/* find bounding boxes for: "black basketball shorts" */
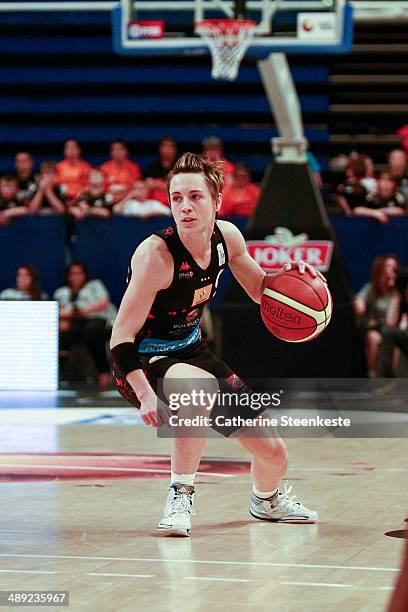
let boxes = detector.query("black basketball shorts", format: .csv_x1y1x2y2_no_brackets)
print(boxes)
112,341,238,409
112,341,269,437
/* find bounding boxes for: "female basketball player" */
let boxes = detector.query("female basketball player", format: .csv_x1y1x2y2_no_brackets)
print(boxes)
111,153,325,536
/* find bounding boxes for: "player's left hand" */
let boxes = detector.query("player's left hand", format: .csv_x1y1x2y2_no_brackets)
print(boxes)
281,260,327,284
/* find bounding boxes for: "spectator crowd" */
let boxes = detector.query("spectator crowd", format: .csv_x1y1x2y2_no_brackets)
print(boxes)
0,135,262,387
2,135,408,383
0,136,262,224
331,148,408,223
5,136,408,225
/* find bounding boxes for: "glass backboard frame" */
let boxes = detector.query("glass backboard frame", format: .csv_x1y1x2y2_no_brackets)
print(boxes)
112,0,353,57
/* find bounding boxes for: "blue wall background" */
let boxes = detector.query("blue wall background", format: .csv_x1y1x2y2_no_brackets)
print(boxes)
1,216,407,304
0,10,330,179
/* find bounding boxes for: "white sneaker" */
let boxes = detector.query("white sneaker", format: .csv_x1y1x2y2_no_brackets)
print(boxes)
157,485,195,536
250,482,318,523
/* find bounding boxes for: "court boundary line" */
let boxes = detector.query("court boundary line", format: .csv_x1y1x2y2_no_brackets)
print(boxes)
0,553,399,573
0,568,396,589
0,464,232,477
0,569,57,574
87,572,154,578
184,576,256,583
279,581,393,590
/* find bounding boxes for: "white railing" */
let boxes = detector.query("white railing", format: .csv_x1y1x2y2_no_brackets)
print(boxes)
0,1,408,21
0,1,330,10
0,2,116,10
352,1,408,21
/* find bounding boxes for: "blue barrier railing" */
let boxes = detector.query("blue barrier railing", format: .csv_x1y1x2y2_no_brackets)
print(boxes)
2,216,406,305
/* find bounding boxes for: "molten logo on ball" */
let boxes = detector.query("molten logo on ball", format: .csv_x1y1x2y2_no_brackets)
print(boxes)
262,302,301,325
261,270,332,343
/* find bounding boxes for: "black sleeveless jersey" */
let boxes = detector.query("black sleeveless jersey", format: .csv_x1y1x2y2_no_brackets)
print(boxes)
131,223,229,355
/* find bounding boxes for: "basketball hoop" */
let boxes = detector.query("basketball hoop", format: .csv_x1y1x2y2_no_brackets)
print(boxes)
195,19,257,81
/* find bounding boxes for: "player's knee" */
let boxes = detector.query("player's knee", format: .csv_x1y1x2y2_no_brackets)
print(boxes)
253,436,288,468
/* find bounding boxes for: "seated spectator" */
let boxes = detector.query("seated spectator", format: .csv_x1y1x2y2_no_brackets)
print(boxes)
378,267,408,377
220,163,260,217
15,151,38,204
113,179,171,218
54,261,117,389
0,175,28,226
354,254,400,377
336,156,368,210
337,157,389,223
100,141,142,203
68,170,113,220
365,172,406,216
360,154,378,195
202,136,235,185
28,161,66,215
387,148,408,203
0,264,47,300
56,139,91,200
145,136,178,204
333,152,377,194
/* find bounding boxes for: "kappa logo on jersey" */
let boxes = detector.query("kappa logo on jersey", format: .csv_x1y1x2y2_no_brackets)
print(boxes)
191,284,212,306
178,261,193,279
217,243,226,266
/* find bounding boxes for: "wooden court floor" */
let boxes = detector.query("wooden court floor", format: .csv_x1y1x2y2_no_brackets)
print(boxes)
0,403,407,612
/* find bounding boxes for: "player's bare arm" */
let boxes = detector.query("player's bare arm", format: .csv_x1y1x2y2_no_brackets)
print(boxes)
217,220,326,305
110,236,173,426
217,219,266,304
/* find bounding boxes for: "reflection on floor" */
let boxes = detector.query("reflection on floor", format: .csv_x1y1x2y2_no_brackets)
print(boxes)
0,386,406,611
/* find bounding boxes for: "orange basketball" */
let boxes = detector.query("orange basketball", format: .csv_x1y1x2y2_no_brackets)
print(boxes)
260,269,332,343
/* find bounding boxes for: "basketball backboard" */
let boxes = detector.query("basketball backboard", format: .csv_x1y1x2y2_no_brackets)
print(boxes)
112,0,353,58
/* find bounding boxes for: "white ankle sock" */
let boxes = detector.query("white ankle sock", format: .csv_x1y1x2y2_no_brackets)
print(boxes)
253,485,278,500
171,471,196,487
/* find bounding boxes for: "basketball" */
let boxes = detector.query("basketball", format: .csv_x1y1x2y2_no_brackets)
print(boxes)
260,269,332,343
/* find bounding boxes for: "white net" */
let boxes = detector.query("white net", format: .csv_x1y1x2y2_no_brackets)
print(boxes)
195,19,257,82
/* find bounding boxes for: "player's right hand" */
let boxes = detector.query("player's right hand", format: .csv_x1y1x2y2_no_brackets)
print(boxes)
139,394,170,428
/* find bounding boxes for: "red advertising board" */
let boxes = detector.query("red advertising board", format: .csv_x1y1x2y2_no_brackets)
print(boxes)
246,227,333,272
